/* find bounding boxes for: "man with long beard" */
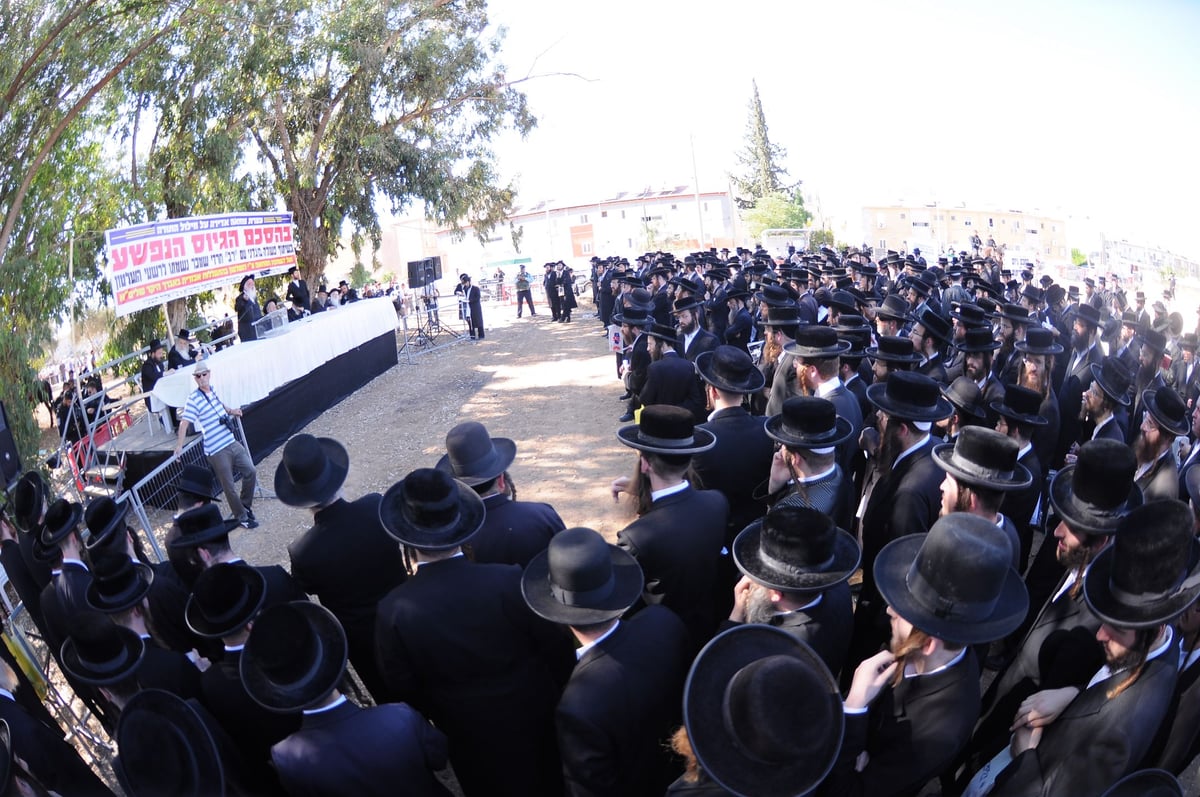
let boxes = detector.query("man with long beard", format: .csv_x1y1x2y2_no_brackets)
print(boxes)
993,304,1032,387
1012,328,1062,474
1129,326,1170,441
671,296,717,362
953,440,1140,791
1132,384,1187,501
959,326,1005,425
823,513,1028,796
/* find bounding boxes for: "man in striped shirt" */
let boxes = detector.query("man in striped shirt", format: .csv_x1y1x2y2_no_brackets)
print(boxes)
173,361,258,528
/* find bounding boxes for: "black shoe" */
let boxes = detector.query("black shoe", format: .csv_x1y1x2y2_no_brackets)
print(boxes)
618,393,632,401
240,517,259,530
618,412,635,423
246,508,256,522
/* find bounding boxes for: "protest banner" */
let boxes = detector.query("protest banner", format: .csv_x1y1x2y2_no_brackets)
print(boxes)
105,211,297,317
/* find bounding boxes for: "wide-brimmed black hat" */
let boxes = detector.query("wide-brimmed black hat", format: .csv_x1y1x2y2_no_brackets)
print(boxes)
168,504,239,550
695,346,766,394
932,426,1031,491
1014,327,1063,356
1143,385,1190,436
1100,769,1183,797
379,468,486,550
950,302,991,329
761,305,801,330
610,306,651,326
40,498,82,548
671,296,703,315
826,290,858,315
82,496,131,551
1049,439,1142,536
875,513,1028,645
733,505,860,593
1074,303,1102,328
994,303,1033,326
755,284,797,308
11,471,47,532
86,548,154,614
116,689,226,797
1090,358,1133,406
783,326,850,360
275,434,349,508
866,371,953,422
241,601,348,712
176,464,222,503
616,405,716,455
764,397,853,450
521,527,644,626
911,304,952,344
1084,499,1200,629
646,323,680,347
875,294,912,323
434,422,517,487
61,613,145,686
941,376,987,420
1141,326,1168,355
990,384,1048,427
866,335,922,364
185,563,267,638
683,626,842,797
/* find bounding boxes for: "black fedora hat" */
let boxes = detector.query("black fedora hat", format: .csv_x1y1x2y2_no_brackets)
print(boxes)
671,295,703,315
940,376,986,420
866,335,922,364
175,464,222,502
434,422,517,487
40,498,82,548
10,471,47,532
875,513,1028,645
115,689,226,797
950,302,991,329
185,563,267,638
826,290,858,315
1100,769,1183,797
168,504,239,550
275,434,349,508
732,505,860,593
521,527,644,626
932,426,1032,491
82,495,131,551
1142,326,1168,355
379,468,486,550
61,612,146,686
866,371,953,422
617,405,716,456
994,303,1033,326
695,346,766,394
761,305,801,329
1084,499,1200,629
610,306,651,326
86,548,154,614
990,384,1048,427
1143,385,1190,436
1014,326,1063,356
1073,303,1102,328
1049,439,1142,536
783,325,850,360
683,626,842,797
875,294,912,323
1090,358,1133,406
755,284,797,308
764,397,853,450
241,601,348,712
911,304,951,344
646,323,680,347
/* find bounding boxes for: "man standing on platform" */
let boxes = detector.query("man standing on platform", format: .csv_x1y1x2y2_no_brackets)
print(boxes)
172,361,258,529
140,339,167,412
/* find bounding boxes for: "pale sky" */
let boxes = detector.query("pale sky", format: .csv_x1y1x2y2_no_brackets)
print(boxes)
481,0,1200,257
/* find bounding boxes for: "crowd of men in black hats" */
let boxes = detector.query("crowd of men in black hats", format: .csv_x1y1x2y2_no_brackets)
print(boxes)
2,243,1200,795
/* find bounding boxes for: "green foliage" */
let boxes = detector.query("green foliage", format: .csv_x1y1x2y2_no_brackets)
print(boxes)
808,229,836,250
742,192,812,239
1071,248,1088,267
348,262,373,290
731,81,792,209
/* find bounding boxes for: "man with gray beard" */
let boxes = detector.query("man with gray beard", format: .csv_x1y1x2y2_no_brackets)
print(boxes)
724,504,860,678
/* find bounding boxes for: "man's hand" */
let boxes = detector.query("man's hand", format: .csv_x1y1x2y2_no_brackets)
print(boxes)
767,448,791,494
729,575,754,623
1010,721,1043,757
1012,686,1078,730
610,476,630,503
845,650,897,710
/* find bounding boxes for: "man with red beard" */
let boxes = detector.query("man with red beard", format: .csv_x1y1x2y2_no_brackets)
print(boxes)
1132,384,1187,501
952,440,1140,791
1012,328,1062,474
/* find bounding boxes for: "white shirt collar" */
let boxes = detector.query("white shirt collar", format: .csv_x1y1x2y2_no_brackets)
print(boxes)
61,558,88,571
682,327,700,350
1088,625,1174,689
904,646,967,679
814,377,843,398
304,694,349,716
893,434,931,469
1092,415,1115,439
795,464,837,484
576,620,621,661
650,480,690,502
415,551,465,569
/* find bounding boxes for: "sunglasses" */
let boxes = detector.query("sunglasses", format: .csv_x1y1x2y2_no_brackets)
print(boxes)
193,372,209,380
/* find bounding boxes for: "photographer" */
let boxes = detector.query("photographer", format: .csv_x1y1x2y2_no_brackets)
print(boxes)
172,361,258,529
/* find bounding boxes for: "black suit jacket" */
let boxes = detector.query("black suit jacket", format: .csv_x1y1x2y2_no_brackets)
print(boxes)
375,556,573,797
0,693,113,796
640,352,706,420
693,407,773,543
556,606,690,797
231,560,308,610
860,438,942,599
272,699,450,797
136,638,203,702
617,486,729,649
821,652,981,797
990,644,1179,797
287,495,406,698
0,538,45,634
626,334,650,397
724,308,753,353
285,278,310,310
723,580,854,679
682,328,719,362
469,493,564,569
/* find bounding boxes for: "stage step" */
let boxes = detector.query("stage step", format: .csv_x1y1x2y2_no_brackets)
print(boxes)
82,483,118,499
83,466,122,483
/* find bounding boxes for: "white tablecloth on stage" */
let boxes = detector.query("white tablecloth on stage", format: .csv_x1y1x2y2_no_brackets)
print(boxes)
151,298,398,411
